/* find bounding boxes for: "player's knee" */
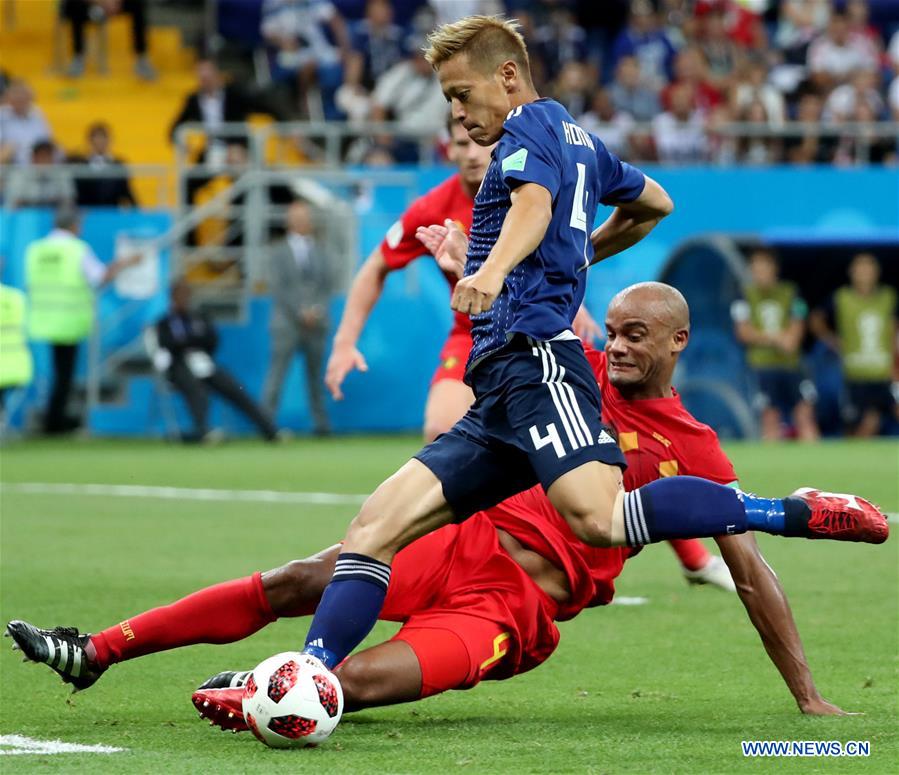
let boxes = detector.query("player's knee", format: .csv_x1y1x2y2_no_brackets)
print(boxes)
345,488,410,557
334,656,379,711
344,503,398,557
565,508,613,548
261,558,327,615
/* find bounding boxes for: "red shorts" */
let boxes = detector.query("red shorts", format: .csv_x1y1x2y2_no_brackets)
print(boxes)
430,330,472,386
381,514,560,698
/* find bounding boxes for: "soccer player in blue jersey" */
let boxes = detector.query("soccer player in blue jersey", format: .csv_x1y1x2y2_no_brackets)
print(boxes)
301,16,888,674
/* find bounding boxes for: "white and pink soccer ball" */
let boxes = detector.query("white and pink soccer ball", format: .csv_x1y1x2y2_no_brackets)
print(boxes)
241,652,343,748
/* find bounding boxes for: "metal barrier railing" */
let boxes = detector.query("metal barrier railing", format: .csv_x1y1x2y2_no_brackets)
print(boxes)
0,163,174,209
84,166,420,431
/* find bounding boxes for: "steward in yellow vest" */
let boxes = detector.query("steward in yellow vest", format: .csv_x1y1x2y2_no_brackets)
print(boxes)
731,248,819,441
23,209,139,433
811,253,898,437
0,283,34,391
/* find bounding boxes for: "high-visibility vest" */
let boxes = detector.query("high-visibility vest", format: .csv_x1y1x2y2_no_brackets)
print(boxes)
745,282,804,370
0,283,34,388
25,233,94,344
835,285,897,382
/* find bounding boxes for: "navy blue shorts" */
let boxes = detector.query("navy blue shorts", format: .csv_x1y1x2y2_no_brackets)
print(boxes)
754,368,804,418
846,380,896,420
416,336,626,520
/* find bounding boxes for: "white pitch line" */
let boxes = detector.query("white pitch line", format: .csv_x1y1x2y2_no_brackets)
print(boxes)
0,482,368,506
610,596,650,606
0,734,125,755
1,483,897,522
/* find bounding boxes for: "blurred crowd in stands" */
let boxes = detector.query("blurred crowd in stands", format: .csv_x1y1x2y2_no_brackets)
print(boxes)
2,0,899,189
206,0,899,164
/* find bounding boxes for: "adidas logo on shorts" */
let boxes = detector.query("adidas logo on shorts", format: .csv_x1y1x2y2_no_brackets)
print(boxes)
597,430,616,445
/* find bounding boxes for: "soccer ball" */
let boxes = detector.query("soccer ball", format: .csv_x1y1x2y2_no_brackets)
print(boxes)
241,652,343,748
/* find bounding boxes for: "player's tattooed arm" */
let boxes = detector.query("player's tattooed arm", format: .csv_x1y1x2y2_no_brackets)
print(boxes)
452,183,552,315
714,532,849,716
590,176,673,265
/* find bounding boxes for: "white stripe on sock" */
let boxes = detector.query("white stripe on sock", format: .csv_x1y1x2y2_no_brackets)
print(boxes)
334,563,391,584
633,490,651,544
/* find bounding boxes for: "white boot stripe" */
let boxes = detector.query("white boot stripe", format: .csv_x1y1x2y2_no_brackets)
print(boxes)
44,636,56,665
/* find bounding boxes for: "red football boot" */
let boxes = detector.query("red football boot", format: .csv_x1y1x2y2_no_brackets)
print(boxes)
792,488,889,544
192,688,248,733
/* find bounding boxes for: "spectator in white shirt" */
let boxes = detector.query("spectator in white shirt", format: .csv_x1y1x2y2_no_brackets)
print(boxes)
775,0,831,62
889,76,899,120
4,140,76,209
652,82,709,164
824,69,885,121
731,59,786,126
608,55,660,123
807,12,879,93
578,88,635,160
369,51,446,160
260,0,349,118
0,80,51,166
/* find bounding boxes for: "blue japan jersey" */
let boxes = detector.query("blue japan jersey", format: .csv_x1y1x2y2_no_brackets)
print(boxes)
465,99,646,372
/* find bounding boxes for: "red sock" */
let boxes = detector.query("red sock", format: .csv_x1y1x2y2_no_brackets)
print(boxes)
90,573,276,668
668,539,711,572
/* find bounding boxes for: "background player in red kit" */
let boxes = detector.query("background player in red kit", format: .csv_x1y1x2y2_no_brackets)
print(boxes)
324,118,490,441
8,283,849,718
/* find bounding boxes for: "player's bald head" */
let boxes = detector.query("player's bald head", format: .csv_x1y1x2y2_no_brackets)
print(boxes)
608,282,690,332
604,283,690,397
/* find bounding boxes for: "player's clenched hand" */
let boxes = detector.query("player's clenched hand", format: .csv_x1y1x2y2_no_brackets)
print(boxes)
799,697,855,716
324,342,368,401
451,266,504,316
416,219,468,280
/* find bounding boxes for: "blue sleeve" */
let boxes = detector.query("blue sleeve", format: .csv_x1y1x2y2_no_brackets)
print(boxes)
498,110,562,199
595,142,646,205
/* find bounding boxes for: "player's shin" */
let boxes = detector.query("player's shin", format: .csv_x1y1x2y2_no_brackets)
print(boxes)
303,552,391,670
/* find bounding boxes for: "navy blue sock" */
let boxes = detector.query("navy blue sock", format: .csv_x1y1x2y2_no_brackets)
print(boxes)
303,552,391,670
623,478,812,547
623,477,747,546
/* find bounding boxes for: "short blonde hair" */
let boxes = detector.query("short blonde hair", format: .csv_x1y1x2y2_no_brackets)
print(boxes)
424,15,530,80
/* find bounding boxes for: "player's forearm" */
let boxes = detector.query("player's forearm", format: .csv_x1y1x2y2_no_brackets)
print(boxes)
736,322,774,348
589,208,663,265
482,184,552,279
590,176,673,265
781,320,804,353
717,535,820,708
332,249,390,347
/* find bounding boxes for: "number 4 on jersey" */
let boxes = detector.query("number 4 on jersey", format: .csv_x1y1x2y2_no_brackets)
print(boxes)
529,423,566,458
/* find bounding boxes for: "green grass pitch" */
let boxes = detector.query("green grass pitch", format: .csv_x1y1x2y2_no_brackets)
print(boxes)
1,437,897,773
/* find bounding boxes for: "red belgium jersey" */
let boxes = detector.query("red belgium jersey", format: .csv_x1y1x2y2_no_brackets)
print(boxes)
485,347,737,621
380,173,474,336
587,348,738,490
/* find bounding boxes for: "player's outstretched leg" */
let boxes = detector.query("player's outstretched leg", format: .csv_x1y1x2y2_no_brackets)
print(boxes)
613,480,889,548
4,551,341,690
